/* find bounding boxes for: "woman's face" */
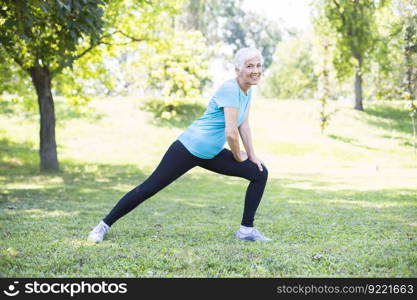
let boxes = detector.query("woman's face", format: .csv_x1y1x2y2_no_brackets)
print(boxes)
236,56,263,86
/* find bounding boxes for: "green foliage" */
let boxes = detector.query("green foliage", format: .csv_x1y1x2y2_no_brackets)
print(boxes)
365,0,413,101
53,46,115,106
313,0,391,110
140,96,206,127
147,30,210,99
104,0,182,45
221,7,282,69
54,0,184,102
321,0,379,79
0,48,36,103
179,0,282,69
0,0,109,108
261,36,317,99
312,0,417,103
0,0,106,72
0,0,184,104
179,0,219,38
0,49,37,113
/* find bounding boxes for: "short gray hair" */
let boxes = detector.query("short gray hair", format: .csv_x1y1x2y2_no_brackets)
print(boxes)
233,47,264,70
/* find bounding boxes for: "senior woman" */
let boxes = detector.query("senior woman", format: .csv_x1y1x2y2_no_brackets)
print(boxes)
88,47,271,243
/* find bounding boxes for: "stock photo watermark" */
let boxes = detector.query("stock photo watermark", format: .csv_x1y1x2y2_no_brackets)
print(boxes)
2,280,128,297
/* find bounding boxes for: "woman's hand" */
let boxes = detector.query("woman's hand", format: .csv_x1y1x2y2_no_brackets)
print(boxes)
249,155,264,171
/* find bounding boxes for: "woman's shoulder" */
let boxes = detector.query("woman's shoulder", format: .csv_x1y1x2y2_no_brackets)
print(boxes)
220,78,237,88
216,79,238,94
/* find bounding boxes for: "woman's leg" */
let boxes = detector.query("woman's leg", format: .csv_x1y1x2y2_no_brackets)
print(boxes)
199,149,268,227
103,140,198,226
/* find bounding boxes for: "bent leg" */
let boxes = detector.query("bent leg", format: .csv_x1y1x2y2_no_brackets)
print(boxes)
103,140,197,226
199,149,268,227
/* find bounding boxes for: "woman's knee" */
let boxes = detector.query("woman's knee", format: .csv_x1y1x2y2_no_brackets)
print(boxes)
260,164,268,181
252,164,268,182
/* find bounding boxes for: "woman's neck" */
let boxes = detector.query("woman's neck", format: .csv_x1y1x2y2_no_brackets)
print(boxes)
236,77,250,95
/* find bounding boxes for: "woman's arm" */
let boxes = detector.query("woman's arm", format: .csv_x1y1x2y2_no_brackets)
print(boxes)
239,111,264,171
224,107,247,162
238,113,255,158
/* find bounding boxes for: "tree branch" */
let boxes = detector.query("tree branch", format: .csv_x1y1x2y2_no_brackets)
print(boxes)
51,38,100,76
51,29,156,76
114,30,146,42
332,0,349,31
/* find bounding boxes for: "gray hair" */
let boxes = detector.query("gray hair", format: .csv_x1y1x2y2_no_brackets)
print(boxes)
233,47,264,70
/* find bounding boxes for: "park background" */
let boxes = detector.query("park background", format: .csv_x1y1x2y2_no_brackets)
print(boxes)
0,0,416,277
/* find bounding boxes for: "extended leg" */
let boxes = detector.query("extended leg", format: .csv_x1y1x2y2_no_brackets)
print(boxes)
103,140,198,226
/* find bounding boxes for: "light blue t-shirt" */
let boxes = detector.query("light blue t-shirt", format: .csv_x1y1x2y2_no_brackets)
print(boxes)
178,79,252,159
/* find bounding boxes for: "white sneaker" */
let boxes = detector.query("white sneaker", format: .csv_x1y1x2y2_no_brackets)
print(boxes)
87,221,110,242
235,228,272,242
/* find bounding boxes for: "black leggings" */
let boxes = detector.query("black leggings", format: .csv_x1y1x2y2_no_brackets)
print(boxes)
103,140,268,227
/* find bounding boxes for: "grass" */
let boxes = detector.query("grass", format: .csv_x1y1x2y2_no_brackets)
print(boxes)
0,94,416,277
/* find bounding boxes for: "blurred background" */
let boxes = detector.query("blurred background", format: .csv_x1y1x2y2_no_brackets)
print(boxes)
1,0,416,278
1,0,416,172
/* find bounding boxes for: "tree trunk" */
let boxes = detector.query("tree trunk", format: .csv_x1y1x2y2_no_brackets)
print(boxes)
28,66,59,172
354,55,364,111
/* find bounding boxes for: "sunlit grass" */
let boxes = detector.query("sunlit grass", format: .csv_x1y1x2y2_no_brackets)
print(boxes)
0,95,416,277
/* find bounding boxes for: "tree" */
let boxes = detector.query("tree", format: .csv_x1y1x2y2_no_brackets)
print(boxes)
370,0,417,152
179,0,282,70
316,38,333,133
0,0,181,172
222,8,282,69
147,30,210,100
312,5,341,133
364,2,403,101
320,0,381,111
397,0,417,154
0,0,108,171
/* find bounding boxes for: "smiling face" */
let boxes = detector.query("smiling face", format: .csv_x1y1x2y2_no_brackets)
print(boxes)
236,56,263,90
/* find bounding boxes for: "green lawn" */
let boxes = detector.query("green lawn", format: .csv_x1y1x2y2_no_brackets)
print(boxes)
0,95,416,277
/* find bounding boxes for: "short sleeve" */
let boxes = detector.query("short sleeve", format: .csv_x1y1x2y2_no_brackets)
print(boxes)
213,81,240,108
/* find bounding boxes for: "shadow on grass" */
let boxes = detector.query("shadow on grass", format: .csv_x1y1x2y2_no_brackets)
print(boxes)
0,138,39,175
363,104,413,137
0,135,148,217
1,146,416,226
1,136,416,234
327,134,376,150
